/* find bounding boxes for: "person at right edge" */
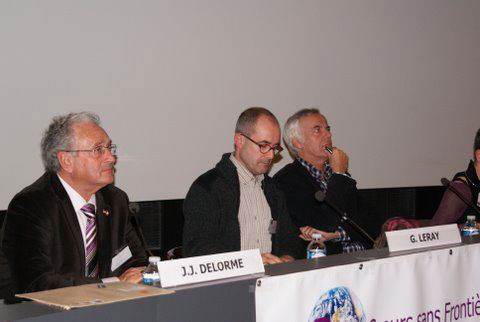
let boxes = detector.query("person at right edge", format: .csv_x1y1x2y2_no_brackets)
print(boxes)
374,127,480,248
273,108,368,256
429,127,480,226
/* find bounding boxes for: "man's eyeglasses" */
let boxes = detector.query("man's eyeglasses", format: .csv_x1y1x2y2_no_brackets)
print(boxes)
241,134,283,155
62,144,117,158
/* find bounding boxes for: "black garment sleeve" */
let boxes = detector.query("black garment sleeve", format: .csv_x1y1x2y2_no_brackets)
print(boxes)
326,174,371,249
270,187,304,259
182,182,233,257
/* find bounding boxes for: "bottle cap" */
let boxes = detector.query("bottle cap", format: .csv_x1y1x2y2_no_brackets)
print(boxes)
467,215,476,221
149,256,161,263
312,233,322,239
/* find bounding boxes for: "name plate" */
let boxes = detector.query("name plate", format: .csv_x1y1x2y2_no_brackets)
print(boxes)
157,249,264,288
386,224,461,252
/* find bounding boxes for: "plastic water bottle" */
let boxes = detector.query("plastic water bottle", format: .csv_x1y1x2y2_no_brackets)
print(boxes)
307,233,326,258
461,215,479,236
142,256,161,286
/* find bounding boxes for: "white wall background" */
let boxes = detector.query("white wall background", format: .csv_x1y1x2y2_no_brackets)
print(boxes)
1,0,479,208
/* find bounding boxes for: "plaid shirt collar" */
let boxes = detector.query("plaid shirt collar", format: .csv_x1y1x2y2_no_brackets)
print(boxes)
296,157,332,191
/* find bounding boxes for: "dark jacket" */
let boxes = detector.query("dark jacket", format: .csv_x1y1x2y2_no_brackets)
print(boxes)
1,172,147,295
183,153,302,259
273,159,368,254
452,160,480,224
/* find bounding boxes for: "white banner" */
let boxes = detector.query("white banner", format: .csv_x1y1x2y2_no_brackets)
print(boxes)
256,243,480,322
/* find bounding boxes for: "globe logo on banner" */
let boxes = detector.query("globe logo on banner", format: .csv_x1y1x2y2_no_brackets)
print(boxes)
308,286,365,322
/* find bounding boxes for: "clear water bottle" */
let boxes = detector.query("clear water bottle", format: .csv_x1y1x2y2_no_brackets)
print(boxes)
307,233,326,258
142,256,161,286
461,215,479,236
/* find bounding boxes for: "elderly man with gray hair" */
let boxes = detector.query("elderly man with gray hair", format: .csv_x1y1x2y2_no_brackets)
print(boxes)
273,108,367,255
1,112,147,298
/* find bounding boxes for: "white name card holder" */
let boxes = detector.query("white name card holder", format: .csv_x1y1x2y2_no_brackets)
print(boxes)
157,249,265,288
386,224,461,252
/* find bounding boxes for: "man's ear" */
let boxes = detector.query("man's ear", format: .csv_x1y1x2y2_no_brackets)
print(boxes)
57,151,74,173
292,137,303,151
234,133,244,150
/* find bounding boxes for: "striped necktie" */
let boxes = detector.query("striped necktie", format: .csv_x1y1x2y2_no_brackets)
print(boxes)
80,203,98,278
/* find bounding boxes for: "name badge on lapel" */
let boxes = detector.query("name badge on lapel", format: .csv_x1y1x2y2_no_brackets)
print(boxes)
111,245,132,272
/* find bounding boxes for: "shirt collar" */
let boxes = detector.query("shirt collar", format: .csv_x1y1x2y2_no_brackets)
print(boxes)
229,153,264,185
296,157,329,176
57,174,96,212
296,156,332,191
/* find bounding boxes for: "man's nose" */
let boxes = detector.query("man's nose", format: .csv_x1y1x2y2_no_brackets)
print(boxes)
104,149,117,162
265,148,275,159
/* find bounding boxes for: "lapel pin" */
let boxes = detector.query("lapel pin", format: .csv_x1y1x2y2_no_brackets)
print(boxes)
102,209,110,216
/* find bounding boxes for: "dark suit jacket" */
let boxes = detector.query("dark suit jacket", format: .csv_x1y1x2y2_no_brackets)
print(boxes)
1,172,147,295
183,153,303,259
273,159,368,254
